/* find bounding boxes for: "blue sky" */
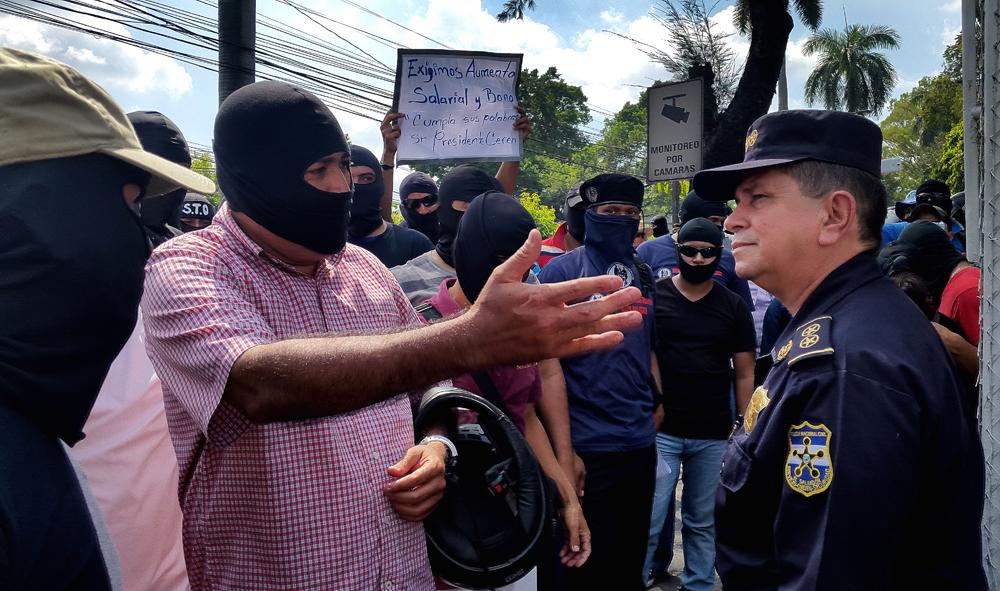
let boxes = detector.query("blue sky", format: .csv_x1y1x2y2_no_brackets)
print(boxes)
0,0,962,167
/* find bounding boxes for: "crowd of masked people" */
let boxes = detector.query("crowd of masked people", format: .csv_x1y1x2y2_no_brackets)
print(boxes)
0,45,986,591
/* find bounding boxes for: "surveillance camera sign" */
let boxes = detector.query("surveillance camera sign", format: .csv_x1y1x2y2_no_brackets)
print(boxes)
647,79,704,182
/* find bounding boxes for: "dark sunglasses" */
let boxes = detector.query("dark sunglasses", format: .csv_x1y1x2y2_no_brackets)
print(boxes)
678,245,722,259
916,192,947,205
403,195,438,210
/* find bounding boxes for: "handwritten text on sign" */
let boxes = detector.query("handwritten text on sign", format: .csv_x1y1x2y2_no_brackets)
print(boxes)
393,50,523,164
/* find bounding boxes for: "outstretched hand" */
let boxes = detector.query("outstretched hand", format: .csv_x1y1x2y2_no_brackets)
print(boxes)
463,229,642,368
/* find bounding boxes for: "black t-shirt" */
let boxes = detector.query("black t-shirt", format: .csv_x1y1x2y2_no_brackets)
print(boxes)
354,223,434,268
655,277,756,439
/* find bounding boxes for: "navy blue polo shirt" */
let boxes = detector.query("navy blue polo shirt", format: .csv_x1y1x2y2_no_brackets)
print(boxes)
716,253,986,590
637,234,754,310
537,247,656,453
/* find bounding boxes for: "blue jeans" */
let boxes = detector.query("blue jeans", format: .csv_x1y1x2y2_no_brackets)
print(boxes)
644,433,727,591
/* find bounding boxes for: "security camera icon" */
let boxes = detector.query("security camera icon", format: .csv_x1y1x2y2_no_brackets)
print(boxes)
661,94,690,124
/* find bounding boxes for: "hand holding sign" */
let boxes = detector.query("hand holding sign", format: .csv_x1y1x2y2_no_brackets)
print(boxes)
392,49,524,165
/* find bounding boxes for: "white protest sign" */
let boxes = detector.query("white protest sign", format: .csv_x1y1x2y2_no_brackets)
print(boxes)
392,49,523,165
647,79,704,182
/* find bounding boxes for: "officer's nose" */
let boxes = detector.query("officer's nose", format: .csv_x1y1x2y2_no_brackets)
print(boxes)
725,202,747,233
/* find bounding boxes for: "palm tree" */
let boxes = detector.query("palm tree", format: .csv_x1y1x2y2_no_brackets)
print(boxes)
803,24,901,116
496,0,535,22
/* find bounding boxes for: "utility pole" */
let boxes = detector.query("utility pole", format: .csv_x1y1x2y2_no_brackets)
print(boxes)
218,0,256,105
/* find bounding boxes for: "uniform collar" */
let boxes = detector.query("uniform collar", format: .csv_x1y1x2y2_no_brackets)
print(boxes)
788,251,881,330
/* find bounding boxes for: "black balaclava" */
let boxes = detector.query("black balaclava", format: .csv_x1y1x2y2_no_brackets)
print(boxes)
676,218,723,283
0,154,149,444
347,145,385,240
128,110,192,246
915,179,952,212
400,171,440,243
563,183,585,243
454,191,536,303
651,215,669,238
214,80,352,255
893,220,965,304
679,190,731,226
580,173,644,279
179,194,217,232
436,165,502,267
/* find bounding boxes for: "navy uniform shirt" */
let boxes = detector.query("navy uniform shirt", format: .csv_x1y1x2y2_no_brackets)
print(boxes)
716,252,986,590
637,234,754,310
538,247,656,453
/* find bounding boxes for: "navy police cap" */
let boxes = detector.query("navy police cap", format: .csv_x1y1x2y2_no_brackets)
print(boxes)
693,110,883,201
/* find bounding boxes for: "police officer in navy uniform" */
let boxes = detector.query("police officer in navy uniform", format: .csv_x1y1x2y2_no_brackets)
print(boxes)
693,110,986,590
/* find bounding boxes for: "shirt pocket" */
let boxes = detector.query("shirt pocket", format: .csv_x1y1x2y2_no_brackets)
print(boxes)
720,441,754,493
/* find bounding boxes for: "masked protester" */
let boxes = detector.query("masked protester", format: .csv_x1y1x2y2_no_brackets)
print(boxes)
417,192,592,586
643,219,756,590
128,111,200,246
881,180,966,252
347,145,433,267
650,215,669,238
391,165,503,305
0,48,213,590
178,193,216,232
399,171,441,243
140,79,646,591
638,190,753,309
537,172,661,591
539,182,585,269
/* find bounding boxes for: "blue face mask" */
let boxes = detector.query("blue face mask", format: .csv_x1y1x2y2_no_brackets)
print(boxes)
583,208,640,286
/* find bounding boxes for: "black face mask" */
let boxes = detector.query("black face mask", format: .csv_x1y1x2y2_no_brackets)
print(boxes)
0,154,149,444
436,165,503,267
399,171,440,243
347,145,385,240
141,188,186,246
676,218,724,284
677,254,721,283
454,191,536,303
565,201,586,243
214,80,353,255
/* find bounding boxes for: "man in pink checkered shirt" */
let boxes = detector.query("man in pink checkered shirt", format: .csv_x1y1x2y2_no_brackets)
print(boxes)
142,81,642,590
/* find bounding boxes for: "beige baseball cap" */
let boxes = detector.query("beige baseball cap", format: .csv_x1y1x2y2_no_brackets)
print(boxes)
0,48,215,197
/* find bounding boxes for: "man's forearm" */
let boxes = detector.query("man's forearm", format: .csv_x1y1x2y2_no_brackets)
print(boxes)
379,150,394,222
537,358,574,460
225,314,484,423
495,160,520,195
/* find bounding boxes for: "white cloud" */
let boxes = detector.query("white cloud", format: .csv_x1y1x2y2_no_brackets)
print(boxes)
600,9,625,25
0,12,193,99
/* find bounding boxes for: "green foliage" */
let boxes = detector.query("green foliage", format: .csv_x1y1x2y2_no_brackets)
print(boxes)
191,151,223,207
931,122,965,192
734,0,822,34
803,24,901,116
880,36,963,198
496,0,536,22
518,191,559,237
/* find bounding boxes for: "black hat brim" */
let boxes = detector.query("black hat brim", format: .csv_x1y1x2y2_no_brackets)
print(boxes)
693,157,805,202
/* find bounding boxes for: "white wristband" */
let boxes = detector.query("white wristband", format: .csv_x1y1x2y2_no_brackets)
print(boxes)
419,434,458,461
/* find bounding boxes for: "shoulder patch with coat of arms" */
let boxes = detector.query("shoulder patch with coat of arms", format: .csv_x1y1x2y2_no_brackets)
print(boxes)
785,421,834,497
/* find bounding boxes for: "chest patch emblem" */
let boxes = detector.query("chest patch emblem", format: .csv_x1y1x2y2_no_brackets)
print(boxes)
785,422,833,497
744,386,770,434
607,262,634,287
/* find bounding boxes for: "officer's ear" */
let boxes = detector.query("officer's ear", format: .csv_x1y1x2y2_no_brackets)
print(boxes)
817,190,858,247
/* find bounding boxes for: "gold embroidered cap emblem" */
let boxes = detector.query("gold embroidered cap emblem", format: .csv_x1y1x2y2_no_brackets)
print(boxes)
776,340,793,362
745,129,759,151
744,386,770,434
